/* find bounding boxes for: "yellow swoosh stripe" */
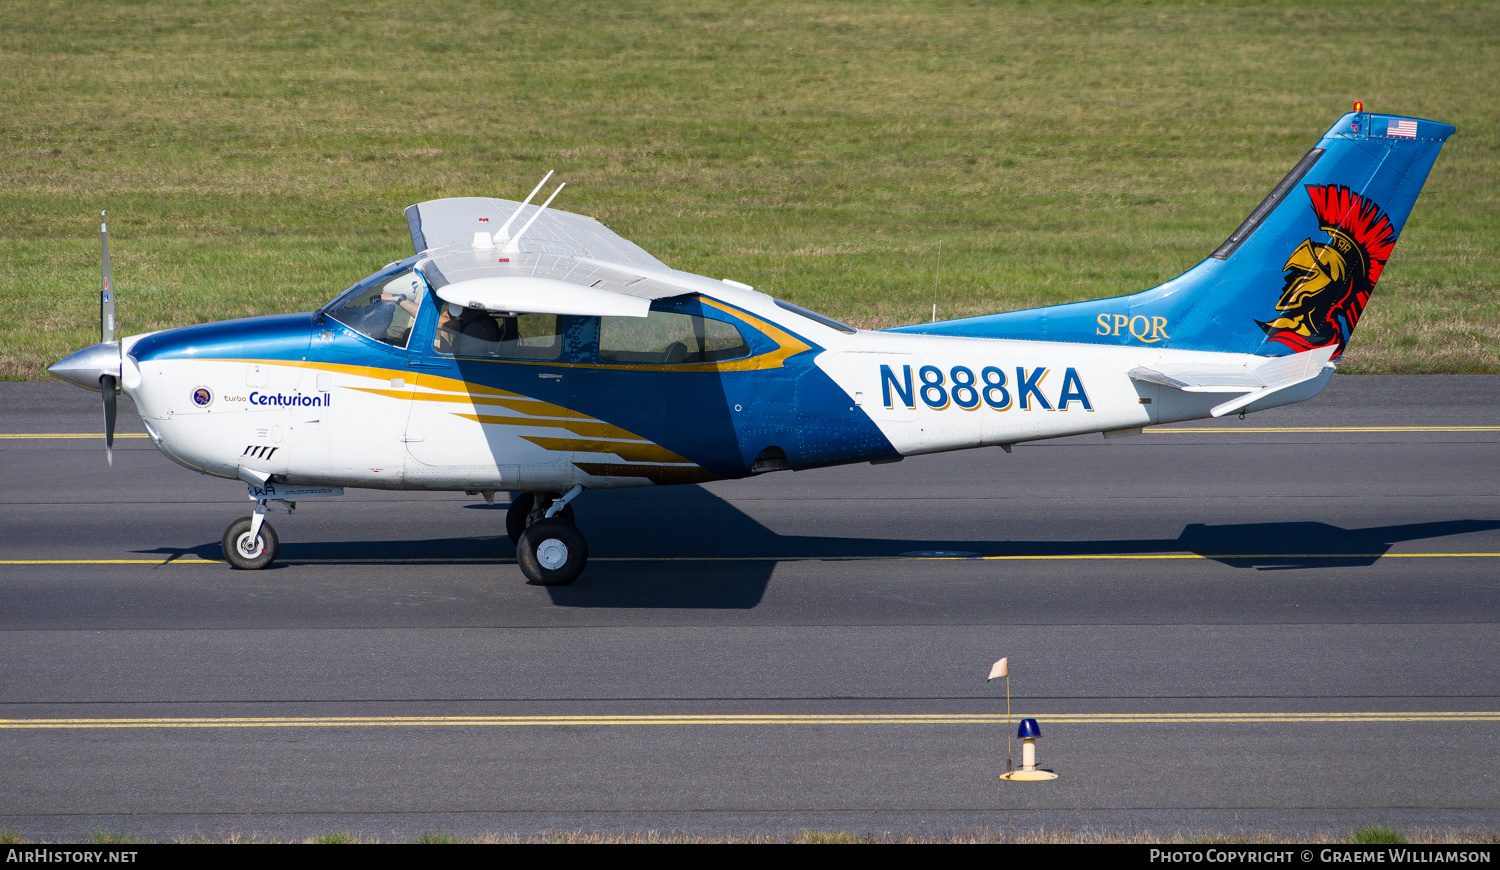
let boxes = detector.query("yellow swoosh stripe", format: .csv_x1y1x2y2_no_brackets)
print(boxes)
698,298,814,372
1,712,1494,730
522,436,689,463
453,413,639,440
348,387,598,420
219,358,674,447
217,359,527,399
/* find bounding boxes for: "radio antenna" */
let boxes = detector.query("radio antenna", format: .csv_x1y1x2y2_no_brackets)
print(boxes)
100,210,115,344
503,181,565,254
931,240,941,323
494,170,553,244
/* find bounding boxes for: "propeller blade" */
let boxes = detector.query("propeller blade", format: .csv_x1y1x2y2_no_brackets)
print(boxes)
101,374,117,467
100,210,115,345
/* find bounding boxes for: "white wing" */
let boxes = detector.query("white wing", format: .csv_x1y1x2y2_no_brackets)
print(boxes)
434,276,650,319
405,197,668,274
406,196,743,317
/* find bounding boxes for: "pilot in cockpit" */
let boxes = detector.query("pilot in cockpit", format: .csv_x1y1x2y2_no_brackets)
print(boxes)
432,304,505,355
380,291,421,319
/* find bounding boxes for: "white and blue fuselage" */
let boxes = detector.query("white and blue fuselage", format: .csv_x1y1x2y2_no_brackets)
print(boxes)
50,109,1453,580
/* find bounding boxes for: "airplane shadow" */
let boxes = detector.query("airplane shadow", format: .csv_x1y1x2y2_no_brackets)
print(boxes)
134,485,1500,610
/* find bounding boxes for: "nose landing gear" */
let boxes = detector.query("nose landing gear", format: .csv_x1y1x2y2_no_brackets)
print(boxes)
508,485,587,586
221,482,343,570
222,499,287,570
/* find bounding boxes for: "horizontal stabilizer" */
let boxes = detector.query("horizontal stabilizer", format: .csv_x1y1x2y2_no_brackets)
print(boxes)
435,276,650,318
1130,344,1337,417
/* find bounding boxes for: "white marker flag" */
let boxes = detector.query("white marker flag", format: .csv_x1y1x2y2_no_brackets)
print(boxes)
988,657,1008,681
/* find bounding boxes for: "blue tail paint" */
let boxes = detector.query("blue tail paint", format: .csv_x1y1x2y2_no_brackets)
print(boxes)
890,111,1454,358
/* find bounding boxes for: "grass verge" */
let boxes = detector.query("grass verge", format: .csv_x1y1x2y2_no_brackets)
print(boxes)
2,0,1497,378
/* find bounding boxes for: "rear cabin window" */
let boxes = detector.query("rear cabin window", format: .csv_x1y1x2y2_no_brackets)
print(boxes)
599,310,750,364
433,309,561,361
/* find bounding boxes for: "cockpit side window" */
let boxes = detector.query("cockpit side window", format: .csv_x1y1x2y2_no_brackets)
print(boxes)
432,308,562,361
326,267,426,349
599,309,751,364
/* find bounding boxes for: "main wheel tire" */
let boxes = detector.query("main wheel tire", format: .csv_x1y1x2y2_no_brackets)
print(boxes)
516,518,587,586
222,516,279,570
505,492,575,544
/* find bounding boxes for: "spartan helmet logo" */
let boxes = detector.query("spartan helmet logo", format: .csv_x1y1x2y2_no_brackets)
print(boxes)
1258,184,1397,358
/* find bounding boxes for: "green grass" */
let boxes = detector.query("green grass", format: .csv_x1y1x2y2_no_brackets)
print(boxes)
793,830,865,844
1350,825,1409,845
86,829,149,844
2,0,1497,379
307,831,361,844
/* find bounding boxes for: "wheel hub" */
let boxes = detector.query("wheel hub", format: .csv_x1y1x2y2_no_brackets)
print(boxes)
536,538,569,570
236,532,264,559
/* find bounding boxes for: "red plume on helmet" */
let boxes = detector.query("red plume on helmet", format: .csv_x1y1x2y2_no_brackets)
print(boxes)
1306,184,1398,284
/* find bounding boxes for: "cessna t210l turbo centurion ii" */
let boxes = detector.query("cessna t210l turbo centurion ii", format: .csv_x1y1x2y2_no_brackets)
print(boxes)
50,107,1453,585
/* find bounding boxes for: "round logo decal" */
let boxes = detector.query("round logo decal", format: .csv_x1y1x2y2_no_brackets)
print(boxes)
191,386,214,407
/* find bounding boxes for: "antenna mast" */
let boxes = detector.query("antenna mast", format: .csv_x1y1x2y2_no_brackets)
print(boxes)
494,170,554,244
503,181,566,254
100,210,115,344
931,241,941,323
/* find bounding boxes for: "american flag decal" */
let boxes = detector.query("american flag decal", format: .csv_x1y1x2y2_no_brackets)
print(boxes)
1387,119,1418,139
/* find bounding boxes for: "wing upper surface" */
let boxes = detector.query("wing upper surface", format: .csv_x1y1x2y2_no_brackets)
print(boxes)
404,197,715,316
406,197,668,273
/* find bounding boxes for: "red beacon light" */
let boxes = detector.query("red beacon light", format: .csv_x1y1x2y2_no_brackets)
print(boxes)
1354,101,1364,112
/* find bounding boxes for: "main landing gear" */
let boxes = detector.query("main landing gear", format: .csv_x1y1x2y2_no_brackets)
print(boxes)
217,482,589,584
507,485,587,586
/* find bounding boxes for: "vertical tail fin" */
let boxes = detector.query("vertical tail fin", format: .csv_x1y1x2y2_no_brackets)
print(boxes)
892,109,1455,358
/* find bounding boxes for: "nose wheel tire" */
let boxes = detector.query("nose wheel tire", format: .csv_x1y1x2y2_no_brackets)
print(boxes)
506,492,575,544
517,518,587,586
222,517,279,570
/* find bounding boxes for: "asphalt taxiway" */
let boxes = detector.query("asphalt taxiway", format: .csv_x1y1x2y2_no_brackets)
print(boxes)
1,376,1497,840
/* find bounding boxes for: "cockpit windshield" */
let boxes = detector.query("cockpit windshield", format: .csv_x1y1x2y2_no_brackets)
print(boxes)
324,258,427,348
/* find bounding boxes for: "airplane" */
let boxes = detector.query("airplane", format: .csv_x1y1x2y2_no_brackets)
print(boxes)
49,106,1453,585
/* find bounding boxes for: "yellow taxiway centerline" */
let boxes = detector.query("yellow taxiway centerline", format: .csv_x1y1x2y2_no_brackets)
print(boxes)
3,552,1499,567
0,433,150,439
1,712,1496,730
